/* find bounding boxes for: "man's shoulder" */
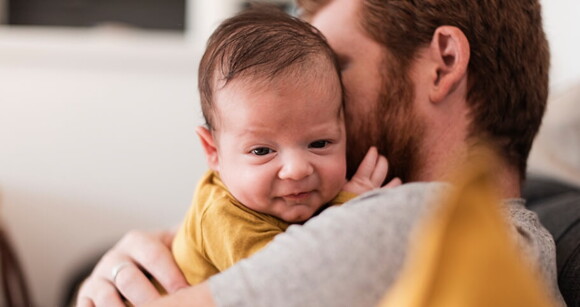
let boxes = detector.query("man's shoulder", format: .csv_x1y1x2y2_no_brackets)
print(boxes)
343,182,451,210
305,182,451,236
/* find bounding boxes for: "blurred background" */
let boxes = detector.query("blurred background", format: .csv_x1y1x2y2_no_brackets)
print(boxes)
0,0,578,305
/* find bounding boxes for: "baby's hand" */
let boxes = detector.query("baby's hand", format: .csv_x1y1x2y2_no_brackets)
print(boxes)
342,146,401,195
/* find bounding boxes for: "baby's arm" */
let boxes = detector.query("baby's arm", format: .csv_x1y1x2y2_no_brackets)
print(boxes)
173,201,284,285
342,146,401,195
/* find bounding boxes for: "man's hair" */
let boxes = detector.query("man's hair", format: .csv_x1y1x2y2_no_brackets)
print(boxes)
198,5,342,130
299,0,550,178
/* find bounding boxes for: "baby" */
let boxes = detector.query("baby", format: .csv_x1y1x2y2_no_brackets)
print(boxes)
172,6,392,285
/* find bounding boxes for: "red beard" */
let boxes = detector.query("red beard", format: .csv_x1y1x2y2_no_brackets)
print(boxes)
345,58,425,183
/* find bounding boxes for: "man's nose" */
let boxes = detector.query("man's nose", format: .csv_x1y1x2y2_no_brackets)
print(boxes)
278,152,314,181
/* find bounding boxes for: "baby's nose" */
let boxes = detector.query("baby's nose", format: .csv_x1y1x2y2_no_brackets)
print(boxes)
278,153,314,181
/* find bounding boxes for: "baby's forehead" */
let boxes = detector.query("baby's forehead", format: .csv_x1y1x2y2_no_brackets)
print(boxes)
211,65,344,129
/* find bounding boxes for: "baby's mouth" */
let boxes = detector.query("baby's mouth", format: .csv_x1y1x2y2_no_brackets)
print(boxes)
281,191,312,201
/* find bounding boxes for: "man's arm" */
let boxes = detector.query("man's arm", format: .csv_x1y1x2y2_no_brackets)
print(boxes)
78,183,444,307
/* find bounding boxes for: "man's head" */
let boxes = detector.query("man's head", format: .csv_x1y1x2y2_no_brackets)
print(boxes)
299,0,550,182
196,6,347,222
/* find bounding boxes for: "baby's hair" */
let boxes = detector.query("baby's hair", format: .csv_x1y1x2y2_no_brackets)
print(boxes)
198,4,342,130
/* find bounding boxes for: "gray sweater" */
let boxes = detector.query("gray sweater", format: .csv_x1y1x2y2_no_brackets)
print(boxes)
209,182,565,306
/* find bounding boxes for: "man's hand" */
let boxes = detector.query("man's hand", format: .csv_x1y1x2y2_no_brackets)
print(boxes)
141,282,215,307
76,229,188,307
342,146,401,195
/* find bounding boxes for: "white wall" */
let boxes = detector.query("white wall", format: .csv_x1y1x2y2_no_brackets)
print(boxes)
542,0,580,91
528,1,580,185
0,0,578,306
0,27,204,306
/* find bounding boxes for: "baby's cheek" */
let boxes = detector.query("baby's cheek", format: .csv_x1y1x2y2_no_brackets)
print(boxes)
226,171,271,210
322,163,347,196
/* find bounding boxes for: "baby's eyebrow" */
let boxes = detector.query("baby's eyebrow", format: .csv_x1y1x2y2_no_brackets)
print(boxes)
239,126,268,135
313,122,343,137
234,127,272,140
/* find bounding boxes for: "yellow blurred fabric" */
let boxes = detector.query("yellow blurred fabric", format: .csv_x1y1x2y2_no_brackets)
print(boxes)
379,153,556,307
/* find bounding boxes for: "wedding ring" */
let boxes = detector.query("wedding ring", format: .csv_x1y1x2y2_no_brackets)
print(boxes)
111,262,132,284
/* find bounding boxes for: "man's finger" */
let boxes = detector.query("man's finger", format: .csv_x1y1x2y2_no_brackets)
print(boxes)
79,277,126,307
77,297,95,307
120,231,189,294
114,262,162,305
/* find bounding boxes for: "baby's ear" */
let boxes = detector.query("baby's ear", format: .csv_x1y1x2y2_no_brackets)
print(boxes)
196,126,219,171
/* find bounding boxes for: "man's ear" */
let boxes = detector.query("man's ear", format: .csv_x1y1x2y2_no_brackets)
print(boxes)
196,126,219,171
428,26,470,104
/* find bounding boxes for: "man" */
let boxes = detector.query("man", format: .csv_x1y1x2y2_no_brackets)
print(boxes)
77,0,563,306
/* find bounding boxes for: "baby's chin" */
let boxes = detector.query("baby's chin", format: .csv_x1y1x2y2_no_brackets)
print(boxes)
278,203,327,224
282,215,310,224
278,211,312,224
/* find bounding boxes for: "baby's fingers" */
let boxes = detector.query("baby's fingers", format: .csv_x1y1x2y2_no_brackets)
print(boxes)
383,177,402,188
370,154,389,187
352,146,379,180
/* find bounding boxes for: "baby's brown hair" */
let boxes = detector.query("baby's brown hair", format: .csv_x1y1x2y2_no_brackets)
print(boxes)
198,5,342,130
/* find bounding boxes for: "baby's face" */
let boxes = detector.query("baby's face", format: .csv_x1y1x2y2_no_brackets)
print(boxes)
210,69,346,223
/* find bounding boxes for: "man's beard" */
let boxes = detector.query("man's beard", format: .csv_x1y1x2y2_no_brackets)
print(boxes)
345,63,425,183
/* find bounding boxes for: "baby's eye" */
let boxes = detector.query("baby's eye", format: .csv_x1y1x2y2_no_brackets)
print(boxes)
309,140,330,149
251,147,273,156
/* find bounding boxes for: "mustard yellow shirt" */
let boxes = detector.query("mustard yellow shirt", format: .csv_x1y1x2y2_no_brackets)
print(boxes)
172,170,355,285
